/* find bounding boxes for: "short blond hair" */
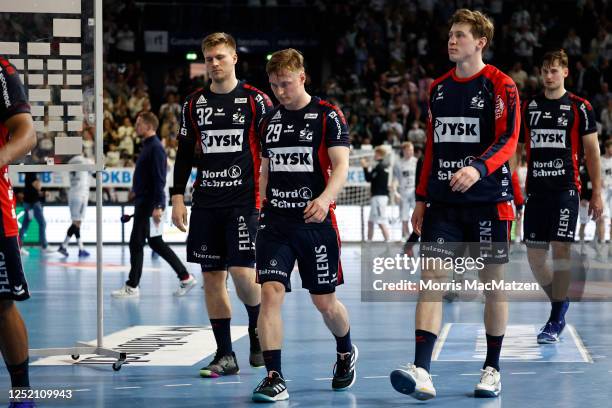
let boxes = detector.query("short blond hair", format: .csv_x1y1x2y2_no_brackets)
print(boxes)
202,32,236,53
374,146,388,156
450,9,494,50
542,49,569,69
401,141,413,149
266,48,304,75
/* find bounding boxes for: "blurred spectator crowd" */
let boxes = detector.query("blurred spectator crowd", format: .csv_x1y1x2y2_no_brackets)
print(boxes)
97,0,612,172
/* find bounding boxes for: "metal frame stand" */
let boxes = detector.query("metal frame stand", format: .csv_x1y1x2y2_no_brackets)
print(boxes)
24,0,126,371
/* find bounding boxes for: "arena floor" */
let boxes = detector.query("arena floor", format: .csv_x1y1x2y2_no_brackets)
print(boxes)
3,243,611,407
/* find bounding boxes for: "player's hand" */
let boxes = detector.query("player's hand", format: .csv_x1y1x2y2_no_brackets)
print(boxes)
171,195,188,232
304,194,332,223
589,192,603,220
152,207,163,224
450,166,480,193
128,191,135,202
360,158,369,167
411,201,426,236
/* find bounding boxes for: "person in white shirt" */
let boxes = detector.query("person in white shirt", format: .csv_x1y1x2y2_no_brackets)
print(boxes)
393,141,418,239
57,155,94,257
597,139,612,257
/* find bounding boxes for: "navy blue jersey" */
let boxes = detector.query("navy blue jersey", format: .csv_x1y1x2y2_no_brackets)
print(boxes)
416,65,520,206
259,96,350,225
176,81,273,208
522,92,597,194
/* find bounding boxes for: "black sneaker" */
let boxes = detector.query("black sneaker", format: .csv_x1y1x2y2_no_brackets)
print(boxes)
199,351,239,378
249,327,264,368
252,371,289,402
332,344,358,391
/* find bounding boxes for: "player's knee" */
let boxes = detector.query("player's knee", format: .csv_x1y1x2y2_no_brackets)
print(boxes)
551,242,571,259
311,294,336,316
203,271,227,290
261,282,284,305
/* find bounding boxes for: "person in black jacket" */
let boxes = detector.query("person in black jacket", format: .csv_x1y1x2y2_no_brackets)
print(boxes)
111,112,196,298
361,146,390,241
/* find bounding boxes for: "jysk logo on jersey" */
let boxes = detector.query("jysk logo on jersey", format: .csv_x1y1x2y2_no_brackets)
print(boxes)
268,146,313,172
200,129,244,153
530,129,566,149
433,117,480,143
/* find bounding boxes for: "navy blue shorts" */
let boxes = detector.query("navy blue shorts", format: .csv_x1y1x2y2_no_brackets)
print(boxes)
256,222,343,294
187,207,258,272
420,202,513,264
0,236,30,301
524,190,579,249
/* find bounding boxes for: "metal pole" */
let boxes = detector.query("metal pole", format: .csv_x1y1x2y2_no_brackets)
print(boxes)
94,0,104,348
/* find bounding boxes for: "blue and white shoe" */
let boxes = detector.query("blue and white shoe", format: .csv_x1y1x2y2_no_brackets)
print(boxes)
390,363,436,400
78,249,90,258
474,366,501,398
57,246,69,257
538,300,569,344
537,320,566,343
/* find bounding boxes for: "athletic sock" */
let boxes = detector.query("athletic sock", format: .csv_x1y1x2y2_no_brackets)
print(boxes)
6,358,29,388
414,329,437,372
334,328,352,354
550,299,568,322
244,303,260,330
75,227,83,250
210,318,232,355
483,334,504,372
263,350,282,378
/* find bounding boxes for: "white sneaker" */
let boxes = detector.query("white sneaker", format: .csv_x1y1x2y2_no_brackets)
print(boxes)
390,363,436,400
111,284,140,298
474,366,501,398
174,274,197,297
20,247,30,256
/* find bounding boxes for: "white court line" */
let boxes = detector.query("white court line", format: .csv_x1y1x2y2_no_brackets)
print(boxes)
510,372,536,375
432,323,451,361
314,377,333,381
114,386,141,390
363,376,387,379
460,373,480,376
216,381,242,384
73,389,90,392
566,324,593,363
559,371,584,374
164,384,192,387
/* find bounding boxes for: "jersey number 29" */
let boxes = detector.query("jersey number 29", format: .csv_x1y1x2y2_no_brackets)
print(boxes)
266,124,282,143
